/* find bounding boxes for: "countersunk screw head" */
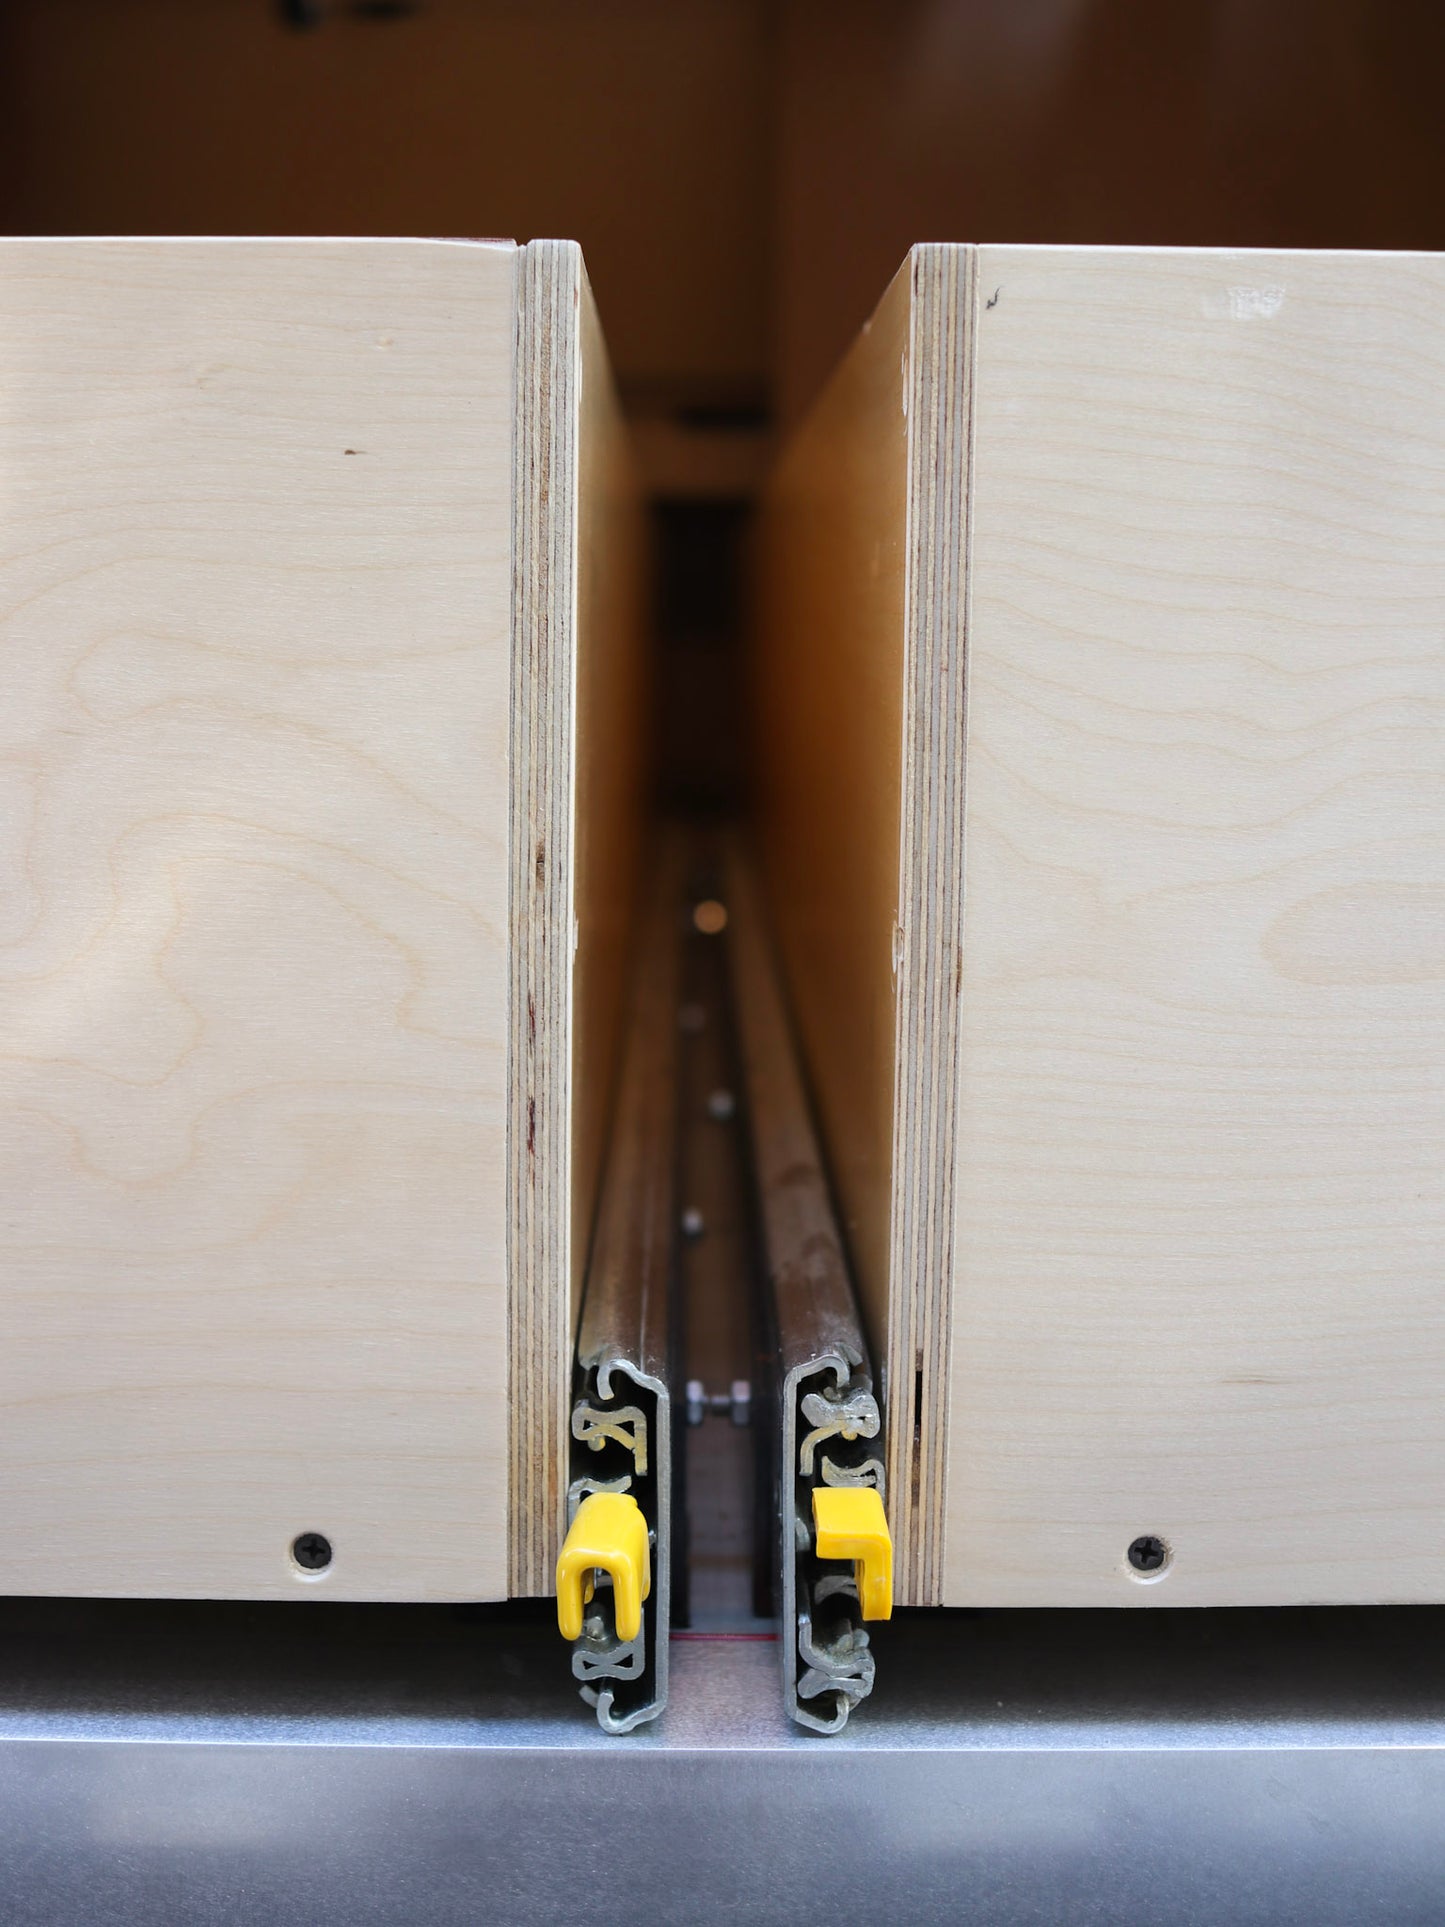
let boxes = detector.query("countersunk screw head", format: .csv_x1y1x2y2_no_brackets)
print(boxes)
292,1532,333,1572
1127,1534,1169,1574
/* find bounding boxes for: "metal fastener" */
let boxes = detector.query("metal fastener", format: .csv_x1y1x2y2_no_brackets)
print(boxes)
292,1532,333,1572
1127,1534,1169,1574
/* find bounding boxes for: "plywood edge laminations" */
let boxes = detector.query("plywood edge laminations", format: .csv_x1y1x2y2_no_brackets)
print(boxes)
509,239,578,1599
754,244,974,1604
887,244,974,1604
508,242,643,1597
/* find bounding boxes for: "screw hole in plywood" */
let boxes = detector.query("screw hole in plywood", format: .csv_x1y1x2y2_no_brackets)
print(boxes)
1126,1534,1171,1582
291,1532,334,1577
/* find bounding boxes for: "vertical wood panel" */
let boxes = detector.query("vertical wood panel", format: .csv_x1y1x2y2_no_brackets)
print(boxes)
764,242,1445,1608
755,254,973,1601
0,239,514,1600
948,247,1445,1605
754,264,912,1367
508,242,645,1596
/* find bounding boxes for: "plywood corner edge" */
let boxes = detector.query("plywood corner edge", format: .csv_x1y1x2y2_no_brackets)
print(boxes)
885,242,975,1604
508,239,583,1597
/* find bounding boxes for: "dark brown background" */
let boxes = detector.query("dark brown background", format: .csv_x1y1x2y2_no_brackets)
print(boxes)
3,0,1441,799
4,0,1443,423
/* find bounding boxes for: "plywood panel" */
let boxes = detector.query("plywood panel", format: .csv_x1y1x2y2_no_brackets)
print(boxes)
508,243,645,1597
0,238,514,1601
570,265,647,1325
754,250,971,1602
762,242,1445,1611
754,261,911,1362
948,246,1445,1605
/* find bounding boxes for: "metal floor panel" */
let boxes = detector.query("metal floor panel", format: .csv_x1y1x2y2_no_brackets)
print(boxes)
3,1598,1445,1922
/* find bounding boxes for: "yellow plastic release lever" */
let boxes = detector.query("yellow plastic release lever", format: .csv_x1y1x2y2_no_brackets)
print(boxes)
812,1486,893,1620
556,1492,651,1643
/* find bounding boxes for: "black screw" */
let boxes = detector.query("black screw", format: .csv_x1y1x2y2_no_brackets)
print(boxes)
292,1532,333,1571
1127,1534,1169,1574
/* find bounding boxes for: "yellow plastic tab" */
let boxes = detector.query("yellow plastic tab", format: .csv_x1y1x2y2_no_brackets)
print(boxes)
556,1492,651,1643
812,1486,893,1620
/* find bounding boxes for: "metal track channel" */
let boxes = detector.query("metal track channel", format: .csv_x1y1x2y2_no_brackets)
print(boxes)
724,843,885,1732
565,858,681,1732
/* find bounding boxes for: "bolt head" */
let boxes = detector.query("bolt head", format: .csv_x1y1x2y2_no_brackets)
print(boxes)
292,1531,333,1572
1127,1534,1169,1574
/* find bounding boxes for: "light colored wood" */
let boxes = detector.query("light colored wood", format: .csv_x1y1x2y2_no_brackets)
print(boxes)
571,265,648,1337
508,244,645,1597
0,237,644,1606
508,239,574,1602
0,238,515,1600
949,246,1445,1606
754,249,970,1603
891,247,971,1604
760,243,1445,1609
754,264,910,1391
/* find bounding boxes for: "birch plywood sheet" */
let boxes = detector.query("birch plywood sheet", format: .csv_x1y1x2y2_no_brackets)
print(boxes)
507,245,645,1597
949,247,1445,1605
0,239,514,1600
754,249,969,1602
754,263,913,1399
759,243,1445,1609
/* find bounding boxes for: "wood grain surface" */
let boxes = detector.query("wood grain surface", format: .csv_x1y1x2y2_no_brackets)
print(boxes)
507,243,645,1597
754,250,972,1603
754,259,912,1371
949,246,1445,1605
0,239,515,1600
761,243,1445,1608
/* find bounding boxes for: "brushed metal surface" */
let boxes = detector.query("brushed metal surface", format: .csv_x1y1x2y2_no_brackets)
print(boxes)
3,1598,1445,1923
